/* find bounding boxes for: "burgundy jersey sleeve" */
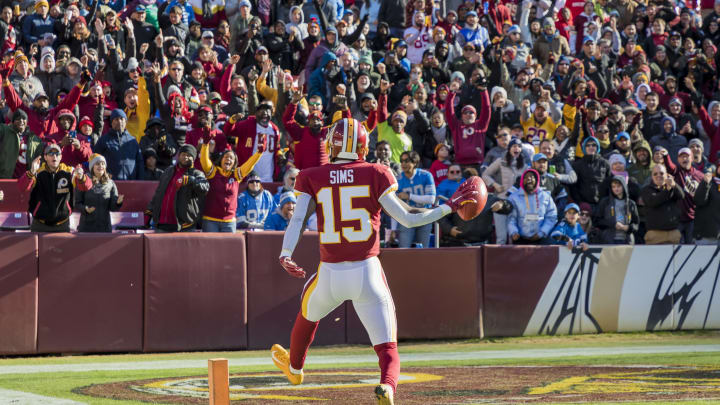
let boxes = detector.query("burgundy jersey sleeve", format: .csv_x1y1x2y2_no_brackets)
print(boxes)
294,169,315,198
373,164,399,201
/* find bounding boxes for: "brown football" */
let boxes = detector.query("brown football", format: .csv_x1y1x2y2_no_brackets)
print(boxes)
457,176,488,221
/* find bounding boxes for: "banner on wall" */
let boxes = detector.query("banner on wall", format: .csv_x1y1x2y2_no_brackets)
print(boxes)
522,245,720,336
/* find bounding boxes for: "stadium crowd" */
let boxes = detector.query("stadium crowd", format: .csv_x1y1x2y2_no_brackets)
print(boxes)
0,0,719,244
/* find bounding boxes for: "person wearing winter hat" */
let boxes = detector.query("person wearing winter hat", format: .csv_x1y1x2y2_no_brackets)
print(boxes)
144,143,209,232
659,146,705,243
0,109,43,179
264,191,297,231
75,154,124,232
428,144,452,186
688,138,710,172
95,109,145,180
594,175,639,244
45,109,93,167
550,203,589,250
571,136,612,206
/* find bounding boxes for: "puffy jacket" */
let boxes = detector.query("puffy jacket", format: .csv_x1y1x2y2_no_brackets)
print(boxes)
308,51,337,106
146,165,210,230
508,168,558,238
694,177,720,240
94,129,145,180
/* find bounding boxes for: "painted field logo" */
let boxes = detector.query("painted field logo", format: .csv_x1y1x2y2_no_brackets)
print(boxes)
529,367,720,396
132,371,443,401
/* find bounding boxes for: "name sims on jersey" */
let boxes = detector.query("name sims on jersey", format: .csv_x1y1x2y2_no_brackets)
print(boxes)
329,169,354,184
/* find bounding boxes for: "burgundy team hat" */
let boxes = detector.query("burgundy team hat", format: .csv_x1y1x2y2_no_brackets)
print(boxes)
461,105,476,115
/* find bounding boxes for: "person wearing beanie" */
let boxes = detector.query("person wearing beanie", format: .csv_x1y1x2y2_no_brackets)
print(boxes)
75,154,124,233
17,142,92,232
95,108,145,180
593,175,639,244
571,136,612,206
264,191,297,231
145,143,209,232
21,0,52,50
140,117,178,171
428,144,452,186
688,138,710,172
236,170,277,230
142,148,164,180
0,109,43,179
444,79,491,170
45,109,92,168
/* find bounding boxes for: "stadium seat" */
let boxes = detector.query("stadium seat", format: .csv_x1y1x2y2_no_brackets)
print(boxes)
0,212,30,231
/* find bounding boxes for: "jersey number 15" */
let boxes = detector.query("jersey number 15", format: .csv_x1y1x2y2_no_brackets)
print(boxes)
317,186,372,244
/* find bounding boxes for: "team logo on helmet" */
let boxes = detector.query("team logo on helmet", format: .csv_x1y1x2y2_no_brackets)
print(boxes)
326,118,368,161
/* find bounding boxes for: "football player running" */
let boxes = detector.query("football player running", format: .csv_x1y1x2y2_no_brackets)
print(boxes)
271,117,480,404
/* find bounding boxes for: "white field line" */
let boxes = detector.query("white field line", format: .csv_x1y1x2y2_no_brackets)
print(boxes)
0,344,718,376
0,387,85,404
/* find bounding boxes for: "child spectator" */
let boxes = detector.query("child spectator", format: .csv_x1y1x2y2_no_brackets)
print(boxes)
550,203,589,250
594,176,639,244
428,144,451,185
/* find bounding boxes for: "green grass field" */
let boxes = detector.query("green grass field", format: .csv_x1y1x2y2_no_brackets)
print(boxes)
1,330,718,404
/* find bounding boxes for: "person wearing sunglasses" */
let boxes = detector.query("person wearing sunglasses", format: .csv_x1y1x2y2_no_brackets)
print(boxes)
274,167,299,205
236,171,276,230
640,164,684,245
17,144,92,232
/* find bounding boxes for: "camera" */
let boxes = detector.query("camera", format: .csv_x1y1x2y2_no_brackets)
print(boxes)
474,75,488,87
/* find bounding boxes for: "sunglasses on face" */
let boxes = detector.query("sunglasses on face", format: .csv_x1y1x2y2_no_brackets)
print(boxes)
598,129,609,133
449,170,461,174
248,180,261,183
171,67,183,71
46,151,60,157
400,158,411,163
580,212,590,217
308,102,322,106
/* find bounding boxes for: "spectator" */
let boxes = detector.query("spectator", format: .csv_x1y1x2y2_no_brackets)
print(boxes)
539,139,577,188
440,192,513,246
628,139,655,187
532,152,568,212
571,136,611,207
225,101,280,182
198,139,261,233
45,110,92,168
508,168,558,245
282,90,331,170
139,117,178,171
482,137,527,244
0,110,42,179
264,191,297,231
550,203,589,250
689,138,711,172
143,148,164,180
236,171,276,230
17,144,92,232
372,140,400,177
145,144,209,232
75,154,124,233
395,150,436,248
694,164,720,244
22,1,54,49
428,144,451,186
641,164,685,245
185,106,230,170
444,81,490,171
594,176,639,244
483,127,511,172
663,148,705,243
577,202,601,244
274,168,299,205
437,164,463,201
95,109,145,180
649,117,687,164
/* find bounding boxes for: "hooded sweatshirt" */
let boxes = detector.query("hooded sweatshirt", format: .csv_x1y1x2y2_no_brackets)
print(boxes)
662,153,704,223
649,116,688,164
45,110,92,167
594,175,639,243
628,139,655,187
507,168,558,238
571,136,612,205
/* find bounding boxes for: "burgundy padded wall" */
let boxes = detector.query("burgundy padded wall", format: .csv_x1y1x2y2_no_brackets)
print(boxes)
245,232,346,349
37,234,143,353
0,234,38,354
482,245,559,337
143,233,247,352
346,248,484,341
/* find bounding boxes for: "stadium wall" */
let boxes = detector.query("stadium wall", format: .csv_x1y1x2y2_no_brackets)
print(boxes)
0,234,718,355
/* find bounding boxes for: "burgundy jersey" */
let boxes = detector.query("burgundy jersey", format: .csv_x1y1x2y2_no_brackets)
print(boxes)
295,161,398,263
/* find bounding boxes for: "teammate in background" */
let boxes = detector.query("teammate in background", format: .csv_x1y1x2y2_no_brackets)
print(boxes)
270,118,480,405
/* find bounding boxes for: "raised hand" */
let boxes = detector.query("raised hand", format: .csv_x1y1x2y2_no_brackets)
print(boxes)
30,156,41,174
230,54,241,65
73,164,85,179
117,194,124,204
379,79,391,94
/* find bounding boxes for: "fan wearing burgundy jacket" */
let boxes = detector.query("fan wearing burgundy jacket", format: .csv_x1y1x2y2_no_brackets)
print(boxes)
444,80,490,172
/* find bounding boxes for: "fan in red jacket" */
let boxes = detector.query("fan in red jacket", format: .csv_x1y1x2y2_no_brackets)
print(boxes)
444,84,490,168
44,109,92,167
2,69,88,138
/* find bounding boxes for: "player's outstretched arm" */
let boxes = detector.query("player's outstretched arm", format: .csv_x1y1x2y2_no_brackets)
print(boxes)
279,192,316,278
378,181,479,228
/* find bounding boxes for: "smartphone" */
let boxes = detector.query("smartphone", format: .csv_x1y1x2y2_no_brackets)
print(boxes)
483,1,489,14
81,43,87,55
69,130,77,139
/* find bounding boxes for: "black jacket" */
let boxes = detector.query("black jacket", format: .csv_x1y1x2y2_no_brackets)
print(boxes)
378,0,406,29
640,182,685,231
571,154,612,205
146,165,210,231
439,194,512,245
693,178,720,240
594,175,639,244
27,164,85,226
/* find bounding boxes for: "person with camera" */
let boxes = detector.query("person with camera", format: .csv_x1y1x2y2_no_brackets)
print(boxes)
17,144,93,232
185,106,229,170
140,117,178,171
45,110,92,168
640,164,685,245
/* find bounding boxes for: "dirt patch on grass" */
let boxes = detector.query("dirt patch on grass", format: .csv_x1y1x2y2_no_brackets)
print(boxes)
76,365,720,404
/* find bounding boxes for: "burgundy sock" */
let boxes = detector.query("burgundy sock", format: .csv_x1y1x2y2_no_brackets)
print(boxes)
374,342,400,392
289,311,319,370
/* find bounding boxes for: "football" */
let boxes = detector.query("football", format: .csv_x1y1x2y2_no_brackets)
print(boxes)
457,176,488,221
